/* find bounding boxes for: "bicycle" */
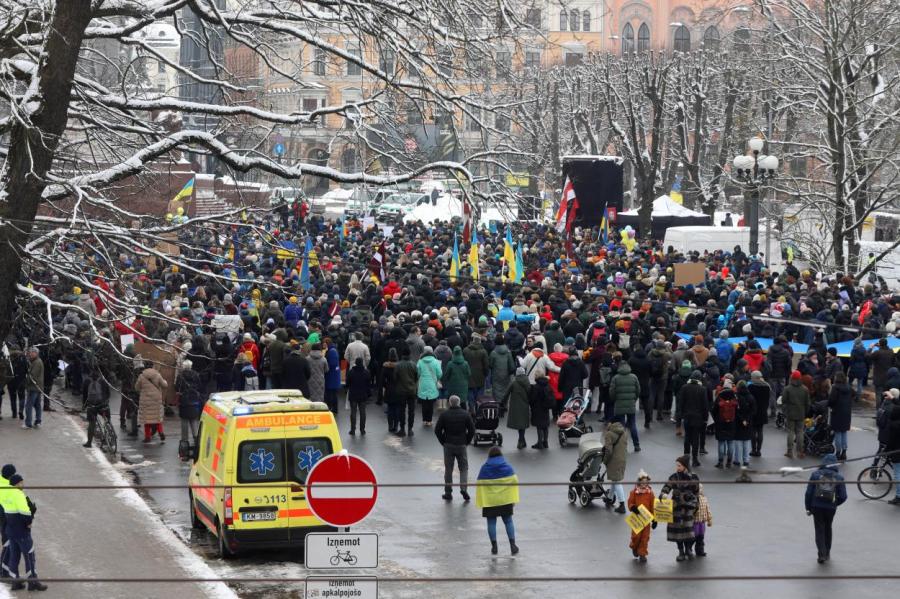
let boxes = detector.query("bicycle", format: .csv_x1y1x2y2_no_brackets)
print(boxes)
329,549,357,566
857,454,894,500
96,409,118,456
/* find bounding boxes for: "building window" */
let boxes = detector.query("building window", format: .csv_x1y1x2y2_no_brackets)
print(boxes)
465,108,481,132
157,61,166,74
524,51,541,69
406,102,423,126
638,23,650,52
525,8,541,28
434,109,453,130
791,155,807,177
582,10,590,32
379,49,395,74
673,25,690,53
495,113,510,132
346,45,361,76
438,48,453,77
622,23,635,53
469,11,483,29
559,9,567,31
342,148,358,172
703,26,720,52
734,27,751,53
495,51,512,78
569,9,580,31
313,47,326,76
565,52,583,67
302,97,322,124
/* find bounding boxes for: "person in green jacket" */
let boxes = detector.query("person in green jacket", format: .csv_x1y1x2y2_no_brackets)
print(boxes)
610,362,641,451
394,350,419,437
443,346,471,411
417,347,442,426
781,370,811,458
505,367,531,449
489,336,516,406
463,337,490,409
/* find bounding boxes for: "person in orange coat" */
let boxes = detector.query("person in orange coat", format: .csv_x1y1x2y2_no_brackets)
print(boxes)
627,470,657,562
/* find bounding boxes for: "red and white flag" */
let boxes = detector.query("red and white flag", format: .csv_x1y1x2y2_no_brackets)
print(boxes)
369,241,388,284
462,199,472,245
555,177,577,233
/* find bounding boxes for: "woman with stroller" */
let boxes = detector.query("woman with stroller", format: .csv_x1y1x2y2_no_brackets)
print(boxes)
659,455,700,562
475,446,519,556
602,420,628,513
827,372,853,460
528,375,555,450
505,367,531,449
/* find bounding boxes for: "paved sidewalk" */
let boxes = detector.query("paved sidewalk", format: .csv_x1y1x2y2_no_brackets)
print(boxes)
0,409,236,599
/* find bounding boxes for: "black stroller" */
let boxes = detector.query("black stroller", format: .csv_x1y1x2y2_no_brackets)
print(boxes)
804,401,836,456
472,399,503,447
567,433,615,508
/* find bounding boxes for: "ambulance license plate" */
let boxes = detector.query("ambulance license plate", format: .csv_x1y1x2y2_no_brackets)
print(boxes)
241,511,277,522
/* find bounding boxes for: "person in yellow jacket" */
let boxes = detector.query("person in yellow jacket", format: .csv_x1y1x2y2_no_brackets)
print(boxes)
0,473,47,591
476,446,520,556
0,464,15,579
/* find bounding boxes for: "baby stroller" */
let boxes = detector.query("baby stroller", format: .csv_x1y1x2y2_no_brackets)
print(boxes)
472,398,503,447
557,389,593,446
804,401,835,456
567,433,615,508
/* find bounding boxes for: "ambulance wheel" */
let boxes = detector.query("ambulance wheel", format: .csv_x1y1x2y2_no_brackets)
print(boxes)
568,487,577,504
579,490,592,507
496,433,503,447
189,491,203,530
216,521,236,559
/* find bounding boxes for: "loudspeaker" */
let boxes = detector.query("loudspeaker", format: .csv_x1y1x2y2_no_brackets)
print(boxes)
562,157,624,227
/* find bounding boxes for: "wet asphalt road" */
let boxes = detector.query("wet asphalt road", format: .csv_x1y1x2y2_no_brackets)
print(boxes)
59,388,897,599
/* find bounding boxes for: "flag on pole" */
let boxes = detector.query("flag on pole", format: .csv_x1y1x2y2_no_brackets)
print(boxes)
462,200,472,245
449,234,461,283
600,207,610,245
172,177,195,202
504,226,517,282
339,219,346,246
514,242,524,284
555,177,577,233
369,241,387,284
468,231,479,281
300,238,313,291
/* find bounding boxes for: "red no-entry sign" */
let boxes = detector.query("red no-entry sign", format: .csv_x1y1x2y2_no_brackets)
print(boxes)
305,453,378,528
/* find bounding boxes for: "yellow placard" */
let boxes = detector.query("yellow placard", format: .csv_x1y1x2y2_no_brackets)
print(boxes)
505,172,530,187
625,504,654,534
654,497,674,523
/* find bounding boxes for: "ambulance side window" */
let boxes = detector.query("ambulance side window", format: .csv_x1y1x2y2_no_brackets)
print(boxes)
194,422,204,463
238,440,285,483
289,438,332,484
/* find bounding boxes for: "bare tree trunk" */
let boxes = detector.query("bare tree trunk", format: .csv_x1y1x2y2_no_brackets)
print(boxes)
0,0,94,342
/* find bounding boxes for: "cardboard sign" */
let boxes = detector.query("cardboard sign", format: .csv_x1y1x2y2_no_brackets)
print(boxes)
654,497,674,523
673,262,706,287
212,315,242,334
625,504,654,534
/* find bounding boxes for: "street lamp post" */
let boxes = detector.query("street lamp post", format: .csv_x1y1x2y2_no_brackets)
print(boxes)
733,137,779,260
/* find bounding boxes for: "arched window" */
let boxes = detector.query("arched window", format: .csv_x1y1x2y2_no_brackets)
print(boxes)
569,9,580,31
559,9,567,31
583,10,591,32
622,23,635,53
703,26,720,52
341,148,358,172
673,25,690,52
638,23,650,52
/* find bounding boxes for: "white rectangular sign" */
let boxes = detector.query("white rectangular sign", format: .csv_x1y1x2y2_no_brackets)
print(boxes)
305,576,377,599
305,533,378,569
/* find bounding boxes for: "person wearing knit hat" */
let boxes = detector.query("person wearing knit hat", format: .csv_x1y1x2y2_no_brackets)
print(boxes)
782,369,811,459
660,455,700,562
627,468,656,563
0,463,15,569
2,472,48,590
805,453,847,563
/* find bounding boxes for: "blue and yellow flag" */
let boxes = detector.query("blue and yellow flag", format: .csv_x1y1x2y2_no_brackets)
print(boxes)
172,177,194,202
300,238,313,291
449,233,461,283
600,208,610,244
504,226,516,282
468,232,479,281
514,242,524,284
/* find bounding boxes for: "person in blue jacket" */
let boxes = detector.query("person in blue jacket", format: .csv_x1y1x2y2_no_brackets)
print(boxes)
804,453,847,564
324,337,342,414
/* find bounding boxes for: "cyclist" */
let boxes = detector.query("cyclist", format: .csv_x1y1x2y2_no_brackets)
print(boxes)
882,389,900,505
82,369,110,448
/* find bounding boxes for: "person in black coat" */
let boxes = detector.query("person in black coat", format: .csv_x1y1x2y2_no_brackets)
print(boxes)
282,345,312,397
627,348,652,428
713,383,738,468
748,371,771,457
558,348,587,403
345,357,370,435
675,372,709,467
734,381,755,467
827,372,853,461
528,376,555,450
175,361,203,453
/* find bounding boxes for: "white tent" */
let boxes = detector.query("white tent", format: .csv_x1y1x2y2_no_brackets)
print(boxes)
617,195,711,237
402,194,463,224
620,195,707,218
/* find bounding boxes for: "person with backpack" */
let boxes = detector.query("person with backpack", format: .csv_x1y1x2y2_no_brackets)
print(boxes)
610,360,641,451
675,370,708,467
346,357,371,435
175,360,204,456
713,381,738,468
805,453,847,563
782,370,811,459
647,340,672,428
81,369,110,448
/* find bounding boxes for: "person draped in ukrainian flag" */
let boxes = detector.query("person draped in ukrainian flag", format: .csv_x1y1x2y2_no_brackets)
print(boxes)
476,446,520,556
449,233,461,283
503,226,517,282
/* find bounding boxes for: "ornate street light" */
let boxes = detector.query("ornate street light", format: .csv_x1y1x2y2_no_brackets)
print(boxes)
733,137,779,259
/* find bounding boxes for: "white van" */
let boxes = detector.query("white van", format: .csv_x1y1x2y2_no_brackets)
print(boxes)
663,226,751,256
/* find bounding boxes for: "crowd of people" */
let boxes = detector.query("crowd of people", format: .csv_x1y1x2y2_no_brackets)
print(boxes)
2,202,900,568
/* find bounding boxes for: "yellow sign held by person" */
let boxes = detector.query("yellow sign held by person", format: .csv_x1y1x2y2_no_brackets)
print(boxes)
654,497,674,523
625,504,655,534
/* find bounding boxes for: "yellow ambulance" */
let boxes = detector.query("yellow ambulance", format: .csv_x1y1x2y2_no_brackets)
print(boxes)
188,390,342,557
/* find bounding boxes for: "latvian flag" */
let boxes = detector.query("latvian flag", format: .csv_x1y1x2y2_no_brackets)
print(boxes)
555,177,578,233
369,241,388,284
462,199,472,245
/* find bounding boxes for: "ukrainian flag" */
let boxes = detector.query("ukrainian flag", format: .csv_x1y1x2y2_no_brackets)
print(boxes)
172,177,195,202
300,238,313,291
504,226,516,282
449,233,461,283
468,232,479,281
600,208,610,244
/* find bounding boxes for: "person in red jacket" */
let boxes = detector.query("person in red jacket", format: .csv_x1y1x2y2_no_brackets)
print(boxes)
238,333,260,369
548,343,568,416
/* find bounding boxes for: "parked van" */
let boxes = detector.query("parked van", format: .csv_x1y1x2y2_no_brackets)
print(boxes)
189,390,341,557
663,226,751,256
